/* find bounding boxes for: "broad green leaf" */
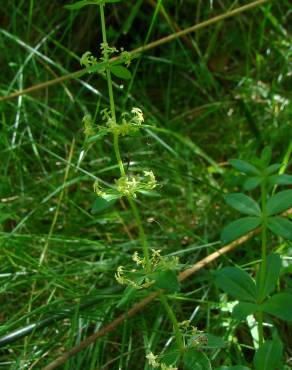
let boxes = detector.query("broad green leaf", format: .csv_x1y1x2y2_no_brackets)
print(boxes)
266,189,292,215
183,348,211,370
267,217,292,240
215,267,256,302
160,344,180,367
266,163,281,175
65,0,120,9
201,334,226,349
254,339,283,370
224,193,261,216
232,302,258,320
269,174,292,185
221,217,261,244
229,159,259,175
262,293,292,321
256,254,281,300
152,270,180,293
110,65,131,79
92,197,116,214
243,176,261,191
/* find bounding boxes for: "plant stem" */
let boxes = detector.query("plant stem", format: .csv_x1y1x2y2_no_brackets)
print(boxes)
159,293,184,353
128,197,151,272
258,182,268,347
99,3,150,270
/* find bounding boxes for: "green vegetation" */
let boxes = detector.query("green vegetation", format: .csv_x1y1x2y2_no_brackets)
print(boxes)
0,0,291,369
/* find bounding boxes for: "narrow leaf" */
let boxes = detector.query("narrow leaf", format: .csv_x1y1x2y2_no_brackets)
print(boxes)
243,176,261,191
269,174,292,185
183,348,211,370
262,293,292,321
254,339,283,370
65,0,120,9
266,163,281,175
217,366,251,370
221,217,261,244
229,159,259,175
266,189,292,215
232,302,258,320
215,267,256,302
260,146,272,166
267,217,292,240
256,254,281,300
92,197,116,214
224,193,261,216
110,65,131,79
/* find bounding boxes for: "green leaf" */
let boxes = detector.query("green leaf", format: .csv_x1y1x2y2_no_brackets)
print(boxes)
216,367,251,370
65,0,120,9
224,193,261,216
243,176,261,191
117,285,137,308
266,189,292,215
91,197,116,214
229,159,259,175
267,217,292,240
254,339,283,370
262,293,292,321
232,302,258,320
201,334,226,349
215,267,256,302
152,270,180,294
183,348,211,370
260,146,272,166
160,343,180,367
221,217,261,244
269,174,292,185
266,163,281,175
110,65,131,79
256,254,281,300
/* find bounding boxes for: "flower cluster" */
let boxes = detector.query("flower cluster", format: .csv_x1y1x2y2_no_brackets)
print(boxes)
82,114,95,137
93,170,157,201
80,51,97,68
146,352,178,370
115,266,154,289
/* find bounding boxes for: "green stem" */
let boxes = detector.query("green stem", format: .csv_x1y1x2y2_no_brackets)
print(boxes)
99,3,150,271
159,293,184,353
258,182,268,347
128,197,150,272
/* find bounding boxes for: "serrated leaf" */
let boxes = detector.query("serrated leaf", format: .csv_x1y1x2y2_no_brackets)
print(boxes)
266,163,281,175
183,348,211,370
254,339,283,370
262,293,292,321
266,189,292,216
110,65,131,79
224,193,261,216
269,174,292,185
256,254,281,300
152,270,180,293
243,176,261,191
221,217,261,244
65,0,120,9
232,302,258,320
229,159,260,175
92,197,116,214
215,267,256,302
267,217,292,240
